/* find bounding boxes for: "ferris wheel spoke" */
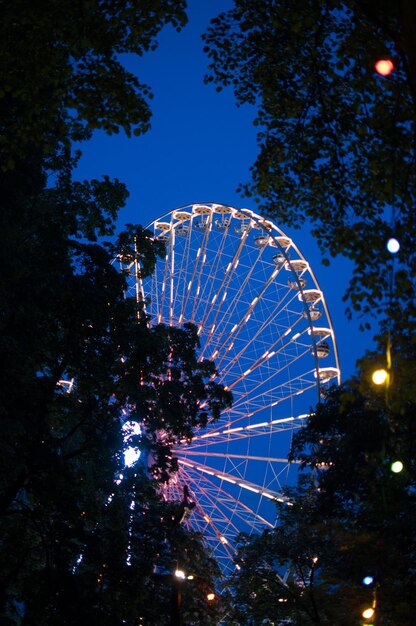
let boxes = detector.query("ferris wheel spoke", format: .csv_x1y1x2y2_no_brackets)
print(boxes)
178,458,290,503
159,229,175,326
203,289,308,398
182,471,243,536
177,451,298,465
231,374,319,423
179,464,278,542
194,225,253,345
221,324,335,412
197,229,269,361
203,259,293,367
153,227,174,324
185,209,228,326
230,346,338,414
211,296,330,387
177,466,290,584
186,218,234,327
178,466,240,555
177,413,309,449
171,216,197,325
176,212,214,325
168,230,177,326
229,344,316,407
218,316,311,393
178,450,299,496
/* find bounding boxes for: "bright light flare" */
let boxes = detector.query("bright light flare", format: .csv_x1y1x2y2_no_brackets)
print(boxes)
174,569,186,579
122,421,141,467
387,237,400,254
362,607,375,619
372,368,388,385
375,59,394,76
206,592,216,601
391,460,403,473
362,576,374,586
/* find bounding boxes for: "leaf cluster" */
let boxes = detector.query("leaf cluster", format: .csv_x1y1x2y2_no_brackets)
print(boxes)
0,3,234,623
225,363,416,625
0,0,187,168
0,171,230,619
203,0,416,326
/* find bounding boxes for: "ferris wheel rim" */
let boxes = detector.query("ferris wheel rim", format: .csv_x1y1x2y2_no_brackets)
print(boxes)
144,201,340,386
130,202,341,576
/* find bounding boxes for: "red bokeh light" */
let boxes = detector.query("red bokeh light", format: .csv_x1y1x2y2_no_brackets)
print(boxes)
375,59,394,76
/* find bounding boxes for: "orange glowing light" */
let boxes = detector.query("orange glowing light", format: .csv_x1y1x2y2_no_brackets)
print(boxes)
375,59,394,76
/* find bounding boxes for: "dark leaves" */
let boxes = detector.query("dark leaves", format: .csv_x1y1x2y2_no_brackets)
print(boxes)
203,0,416,325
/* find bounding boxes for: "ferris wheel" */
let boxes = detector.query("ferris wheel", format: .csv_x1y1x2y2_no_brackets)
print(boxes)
121,203,340,577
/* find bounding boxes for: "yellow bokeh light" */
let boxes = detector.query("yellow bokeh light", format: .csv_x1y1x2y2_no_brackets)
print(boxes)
372,368,388,385
362,607,375,619
391,460,403,473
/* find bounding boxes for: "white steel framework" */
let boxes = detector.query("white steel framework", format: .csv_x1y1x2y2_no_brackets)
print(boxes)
117,203,340,577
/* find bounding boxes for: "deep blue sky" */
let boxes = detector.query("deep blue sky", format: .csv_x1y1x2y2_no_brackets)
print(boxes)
75,0,374,380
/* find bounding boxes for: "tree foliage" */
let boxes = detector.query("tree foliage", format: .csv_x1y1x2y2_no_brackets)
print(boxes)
0,0,187,168
0,163,231,620
0,2,233,623
225,347,416,625
203,0,416,326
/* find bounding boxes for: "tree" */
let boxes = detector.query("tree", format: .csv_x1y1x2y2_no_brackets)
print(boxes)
290,379,416,625
224,477,361,626
10,463,225,626
0,0,187,169
0,3,235,622
176,4,416,621
225,354,416,625
0,188,231,621
203,0,416,327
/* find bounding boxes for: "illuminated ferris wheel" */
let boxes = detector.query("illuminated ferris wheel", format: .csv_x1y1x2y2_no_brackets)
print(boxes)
121,203,340,577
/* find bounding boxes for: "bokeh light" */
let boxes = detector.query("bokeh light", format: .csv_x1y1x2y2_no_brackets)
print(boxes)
375,59,394,76
391,460,404,473
362,576,374,586
362,607,375,619
387,237,400,254
372,368,388,385
122,420,141,467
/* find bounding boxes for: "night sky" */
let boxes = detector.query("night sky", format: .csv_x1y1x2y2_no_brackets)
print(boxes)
75,0,374,381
